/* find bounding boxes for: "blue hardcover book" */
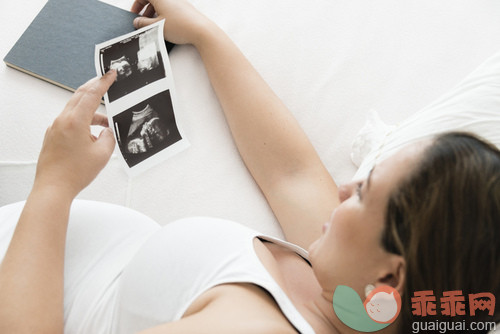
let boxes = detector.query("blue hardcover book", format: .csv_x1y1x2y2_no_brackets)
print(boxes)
3,0,174,92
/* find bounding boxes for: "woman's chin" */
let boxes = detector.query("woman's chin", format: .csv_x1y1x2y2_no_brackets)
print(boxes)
308,238,320,259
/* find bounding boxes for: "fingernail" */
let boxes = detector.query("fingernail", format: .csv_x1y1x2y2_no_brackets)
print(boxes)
133,17,140,28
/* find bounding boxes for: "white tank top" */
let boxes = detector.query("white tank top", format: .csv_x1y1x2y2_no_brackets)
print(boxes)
112,217,315,334
0,201,315,333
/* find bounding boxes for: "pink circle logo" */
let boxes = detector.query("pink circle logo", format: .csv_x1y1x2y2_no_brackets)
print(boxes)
364,285,402,324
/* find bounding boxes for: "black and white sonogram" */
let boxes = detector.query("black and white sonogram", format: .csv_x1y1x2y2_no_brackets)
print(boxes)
98,25,165,102
112,90,183,168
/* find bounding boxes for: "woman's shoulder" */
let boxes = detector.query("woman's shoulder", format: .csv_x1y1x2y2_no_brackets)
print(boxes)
138,282,298,334
188,283,299,334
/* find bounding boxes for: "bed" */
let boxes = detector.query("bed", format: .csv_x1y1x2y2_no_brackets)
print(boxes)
1,0,500,332
4,0,500,235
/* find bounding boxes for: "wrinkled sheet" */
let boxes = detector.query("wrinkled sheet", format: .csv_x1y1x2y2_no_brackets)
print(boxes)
1,0,500,237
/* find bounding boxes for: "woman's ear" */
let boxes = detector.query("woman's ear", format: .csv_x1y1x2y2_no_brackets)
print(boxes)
374,254,406,296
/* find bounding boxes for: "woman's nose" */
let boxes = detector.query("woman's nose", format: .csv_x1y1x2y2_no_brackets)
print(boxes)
338,182,356,202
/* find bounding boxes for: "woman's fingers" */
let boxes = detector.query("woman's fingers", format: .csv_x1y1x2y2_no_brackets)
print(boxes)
131,0,151,14
143,3,157,18
133,15,161,29
91,112,109,127
72,70,116,125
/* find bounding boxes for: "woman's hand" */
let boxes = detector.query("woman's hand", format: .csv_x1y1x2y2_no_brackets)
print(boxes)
33,71,117,199
131,0,213,46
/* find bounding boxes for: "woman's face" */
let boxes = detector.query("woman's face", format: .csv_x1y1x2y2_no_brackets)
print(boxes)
308,143,427,298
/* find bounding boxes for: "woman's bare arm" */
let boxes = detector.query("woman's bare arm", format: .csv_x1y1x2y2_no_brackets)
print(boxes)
133,0,339,249
0,189,71,334
0,72,116,333
195,25,339,249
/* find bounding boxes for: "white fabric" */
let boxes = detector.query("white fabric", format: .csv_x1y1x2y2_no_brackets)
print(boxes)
0,201,313,333
0,200,161,334
352,49,500,179
113,217,313,333
2,0,500,239
2,1,500,333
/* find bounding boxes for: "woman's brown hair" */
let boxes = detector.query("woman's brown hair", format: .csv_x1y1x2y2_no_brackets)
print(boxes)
382,132,500,332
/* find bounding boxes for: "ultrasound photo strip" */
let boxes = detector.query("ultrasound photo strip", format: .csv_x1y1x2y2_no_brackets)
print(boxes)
98,24,166,103
112,89,184,168
95,20,189,176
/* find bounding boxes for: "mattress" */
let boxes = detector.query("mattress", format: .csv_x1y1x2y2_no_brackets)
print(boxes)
1,0,500,239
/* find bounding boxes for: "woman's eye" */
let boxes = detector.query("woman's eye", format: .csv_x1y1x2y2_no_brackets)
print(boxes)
356,182,363,199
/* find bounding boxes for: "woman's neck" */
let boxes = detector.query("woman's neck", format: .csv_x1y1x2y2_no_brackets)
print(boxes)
258,240,341,333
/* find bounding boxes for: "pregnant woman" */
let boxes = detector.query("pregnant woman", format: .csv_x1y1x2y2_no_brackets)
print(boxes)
0,0,498,333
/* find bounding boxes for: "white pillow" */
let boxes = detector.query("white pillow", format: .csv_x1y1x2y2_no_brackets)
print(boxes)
350,51,500,334
351,49,500,180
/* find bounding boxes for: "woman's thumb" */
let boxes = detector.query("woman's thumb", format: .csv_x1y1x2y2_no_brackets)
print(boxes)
95,127,116,161
133,16,159,29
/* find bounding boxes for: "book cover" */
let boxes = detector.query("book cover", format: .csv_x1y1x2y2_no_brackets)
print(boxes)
3,0,174,92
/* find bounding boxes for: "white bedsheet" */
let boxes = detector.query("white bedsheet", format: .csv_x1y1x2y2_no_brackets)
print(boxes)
2,0,500,237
